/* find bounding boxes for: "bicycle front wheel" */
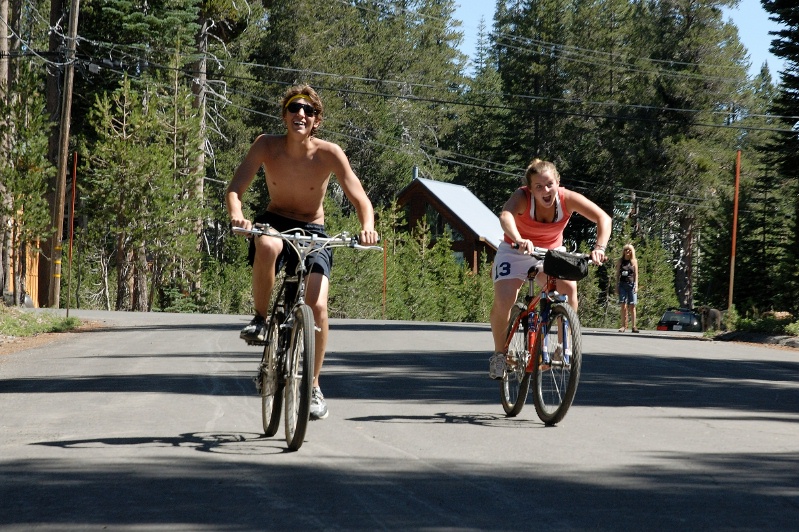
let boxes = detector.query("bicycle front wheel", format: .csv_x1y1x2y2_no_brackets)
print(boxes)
501,304,532,417
260,313,284,437
533,302,582,426
284,304,315,451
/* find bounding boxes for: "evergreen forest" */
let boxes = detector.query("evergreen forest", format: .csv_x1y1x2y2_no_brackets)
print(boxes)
1,0,798,330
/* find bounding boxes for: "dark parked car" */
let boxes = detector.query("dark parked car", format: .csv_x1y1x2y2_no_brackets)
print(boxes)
656,308,702,332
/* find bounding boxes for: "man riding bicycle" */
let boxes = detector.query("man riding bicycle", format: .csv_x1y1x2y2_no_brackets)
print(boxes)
226,84,379,420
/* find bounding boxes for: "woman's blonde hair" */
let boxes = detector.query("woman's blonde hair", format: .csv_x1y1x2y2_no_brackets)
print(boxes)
524,158,560,188
617,243,638,279
621,243,637,262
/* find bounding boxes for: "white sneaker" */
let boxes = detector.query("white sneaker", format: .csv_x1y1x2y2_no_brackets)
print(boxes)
489,353,507,380
310,386,329,420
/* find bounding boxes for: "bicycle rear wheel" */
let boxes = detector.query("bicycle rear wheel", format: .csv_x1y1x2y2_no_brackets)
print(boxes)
532,302,582,426
501,304,532,417
260,312,284,437
284,304,315,451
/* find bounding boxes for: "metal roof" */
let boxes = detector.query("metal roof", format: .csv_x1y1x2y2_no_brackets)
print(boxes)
413,177,504,248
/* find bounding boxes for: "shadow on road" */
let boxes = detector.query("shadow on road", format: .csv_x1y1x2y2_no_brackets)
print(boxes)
2,447,797,529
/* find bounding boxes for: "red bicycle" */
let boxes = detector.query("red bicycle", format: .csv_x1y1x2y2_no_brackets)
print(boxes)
500,247,590,425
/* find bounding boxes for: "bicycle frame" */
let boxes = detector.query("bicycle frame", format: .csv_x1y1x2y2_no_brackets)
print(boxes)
512,274,568,369
233,223,381,450
499,246,588,424
233,222,381,312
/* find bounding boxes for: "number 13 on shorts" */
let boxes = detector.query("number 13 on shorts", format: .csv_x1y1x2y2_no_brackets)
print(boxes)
493,261,511,281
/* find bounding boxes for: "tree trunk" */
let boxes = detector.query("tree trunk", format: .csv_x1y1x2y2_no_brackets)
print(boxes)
132,244,148,311
116,235,132,311
100,249,110,311
40,0,64,307
673,214,694,309
191,20,208,291
1,0,9,301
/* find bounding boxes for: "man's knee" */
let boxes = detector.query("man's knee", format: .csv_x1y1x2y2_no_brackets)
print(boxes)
254,235,282,258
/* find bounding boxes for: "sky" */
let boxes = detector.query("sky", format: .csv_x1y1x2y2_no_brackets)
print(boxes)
453,0,786,80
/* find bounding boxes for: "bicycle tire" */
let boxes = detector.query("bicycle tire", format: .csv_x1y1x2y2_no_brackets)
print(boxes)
260,312,284,437
532,302,582,426
284,304,315,451
500,304,532,417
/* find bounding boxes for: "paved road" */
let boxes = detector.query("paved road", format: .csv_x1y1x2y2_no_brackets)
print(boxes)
1,310,798,531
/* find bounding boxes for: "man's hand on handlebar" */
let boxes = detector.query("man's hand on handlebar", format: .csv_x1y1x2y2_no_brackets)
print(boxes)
359,229,379,246
230,216,252,232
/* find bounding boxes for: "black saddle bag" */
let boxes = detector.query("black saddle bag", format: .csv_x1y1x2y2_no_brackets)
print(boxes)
543,250,589,281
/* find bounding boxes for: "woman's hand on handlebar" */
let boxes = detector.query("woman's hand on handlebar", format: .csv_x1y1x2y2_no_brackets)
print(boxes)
514,239,534,254
589,248,607,265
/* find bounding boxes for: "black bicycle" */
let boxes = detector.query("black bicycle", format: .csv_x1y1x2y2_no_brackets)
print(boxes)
233,224,381,451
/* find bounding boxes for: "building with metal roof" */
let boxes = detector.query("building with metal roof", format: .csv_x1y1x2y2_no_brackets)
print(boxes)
396,177,503,272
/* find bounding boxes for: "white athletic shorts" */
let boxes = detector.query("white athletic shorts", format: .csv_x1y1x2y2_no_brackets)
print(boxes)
491,241,543,283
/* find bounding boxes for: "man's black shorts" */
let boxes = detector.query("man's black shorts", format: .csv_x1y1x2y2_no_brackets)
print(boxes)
247,211,334,278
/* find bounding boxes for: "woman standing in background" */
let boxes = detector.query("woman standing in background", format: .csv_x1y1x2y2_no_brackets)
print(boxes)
617,244,639,333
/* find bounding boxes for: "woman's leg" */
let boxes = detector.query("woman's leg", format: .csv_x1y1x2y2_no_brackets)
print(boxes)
490,278,524,352
619,301,628,331
552,277,578,311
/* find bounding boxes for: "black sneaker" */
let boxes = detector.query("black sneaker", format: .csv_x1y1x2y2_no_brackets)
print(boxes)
310,386,329,420
240,315,266,344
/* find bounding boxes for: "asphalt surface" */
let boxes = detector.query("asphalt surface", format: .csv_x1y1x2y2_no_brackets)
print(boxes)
1,309,798,531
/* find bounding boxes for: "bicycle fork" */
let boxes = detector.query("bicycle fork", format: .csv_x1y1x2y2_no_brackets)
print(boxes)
537,295,573,368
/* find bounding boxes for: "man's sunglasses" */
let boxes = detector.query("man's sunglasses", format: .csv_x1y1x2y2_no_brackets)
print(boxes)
285,102,318,116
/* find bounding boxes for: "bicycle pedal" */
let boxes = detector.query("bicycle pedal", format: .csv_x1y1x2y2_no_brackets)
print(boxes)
244,339,268,346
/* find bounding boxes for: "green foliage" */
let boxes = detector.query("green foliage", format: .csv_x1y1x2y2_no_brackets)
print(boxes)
762,0,799,313
736,314,794,335
198,260,253,315
0,61,54,245
576,259,614,329
380,217,476,322
724,304,739,332
634,238,680,329
79,73,204,311
0,306,81,337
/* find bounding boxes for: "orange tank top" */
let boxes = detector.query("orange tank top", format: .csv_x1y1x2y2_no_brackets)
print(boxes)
503,187,571,249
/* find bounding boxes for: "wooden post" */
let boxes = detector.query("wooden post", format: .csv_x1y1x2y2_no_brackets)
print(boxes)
47,0,80,307
728,150,741,311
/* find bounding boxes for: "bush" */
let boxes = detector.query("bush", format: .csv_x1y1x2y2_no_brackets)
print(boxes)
0,306,81,337
723,305,739,332
734,310,794,335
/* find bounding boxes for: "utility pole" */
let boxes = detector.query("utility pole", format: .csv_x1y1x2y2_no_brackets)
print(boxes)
728,150,741,312
46,0,80,308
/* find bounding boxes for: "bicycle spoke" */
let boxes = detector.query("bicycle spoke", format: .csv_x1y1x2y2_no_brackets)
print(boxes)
501,305,532,417
533,303,582,426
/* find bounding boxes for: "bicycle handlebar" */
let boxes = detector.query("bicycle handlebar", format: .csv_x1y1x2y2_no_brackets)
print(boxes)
511,243,590,260
232,224,383,251
511,243,599,272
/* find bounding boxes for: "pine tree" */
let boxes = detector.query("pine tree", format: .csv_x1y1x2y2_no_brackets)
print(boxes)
762,0,799,314
0,62,54,304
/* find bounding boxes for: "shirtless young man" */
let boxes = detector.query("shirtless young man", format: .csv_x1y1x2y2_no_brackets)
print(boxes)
226,85,379,420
